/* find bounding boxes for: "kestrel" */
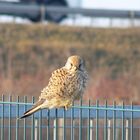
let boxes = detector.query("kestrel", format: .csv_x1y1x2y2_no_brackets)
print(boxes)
20,55,88,119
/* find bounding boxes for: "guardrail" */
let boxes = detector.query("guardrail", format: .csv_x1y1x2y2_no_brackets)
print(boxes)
0,95,140,140
0,2,140,23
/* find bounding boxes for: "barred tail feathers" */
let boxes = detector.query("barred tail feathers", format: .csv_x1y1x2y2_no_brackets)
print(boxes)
19,99,45,119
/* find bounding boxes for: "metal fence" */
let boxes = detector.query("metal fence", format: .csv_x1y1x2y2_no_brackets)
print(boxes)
0,95,140,140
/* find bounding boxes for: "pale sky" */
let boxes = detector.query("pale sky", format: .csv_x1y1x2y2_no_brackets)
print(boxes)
2,0,140,10
68,0,140,10
64,0,140,27
83,0,140,10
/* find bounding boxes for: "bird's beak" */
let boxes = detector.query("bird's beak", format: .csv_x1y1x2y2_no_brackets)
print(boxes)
73,66,78,71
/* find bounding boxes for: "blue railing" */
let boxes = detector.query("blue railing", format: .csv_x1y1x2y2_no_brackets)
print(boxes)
0,102,140,119
0,95,140,140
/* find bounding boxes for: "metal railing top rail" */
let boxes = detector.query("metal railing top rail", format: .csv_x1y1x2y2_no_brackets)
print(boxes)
45,6,140,19
0,100,140,119
0,2,140,19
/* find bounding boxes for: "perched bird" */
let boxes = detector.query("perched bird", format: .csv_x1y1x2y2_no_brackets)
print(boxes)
19,55,88,119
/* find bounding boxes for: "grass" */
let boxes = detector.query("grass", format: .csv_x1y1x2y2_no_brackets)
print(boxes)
0,23,140,104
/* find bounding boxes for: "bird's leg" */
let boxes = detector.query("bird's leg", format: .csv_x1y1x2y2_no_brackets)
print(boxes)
64,101,72,110
64,105,68,110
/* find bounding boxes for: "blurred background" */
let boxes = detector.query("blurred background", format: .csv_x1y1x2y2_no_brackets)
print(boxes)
0,0,140,104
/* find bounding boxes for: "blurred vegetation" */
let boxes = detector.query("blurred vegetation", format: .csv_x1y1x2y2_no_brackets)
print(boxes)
0,23,140,104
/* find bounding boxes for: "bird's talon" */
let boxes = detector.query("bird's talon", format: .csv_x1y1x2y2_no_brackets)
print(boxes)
64,106,68,110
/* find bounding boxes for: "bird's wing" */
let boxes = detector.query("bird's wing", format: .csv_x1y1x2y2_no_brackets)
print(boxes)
39,67,81,100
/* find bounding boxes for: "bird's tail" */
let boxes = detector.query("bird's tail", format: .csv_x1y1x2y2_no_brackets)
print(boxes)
19,99,45,119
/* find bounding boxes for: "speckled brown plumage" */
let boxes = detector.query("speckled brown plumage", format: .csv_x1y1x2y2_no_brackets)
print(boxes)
19,55,88,119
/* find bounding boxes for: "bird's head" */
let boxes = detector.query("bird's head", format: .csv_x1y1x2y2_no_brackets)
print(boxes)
65,55,85,71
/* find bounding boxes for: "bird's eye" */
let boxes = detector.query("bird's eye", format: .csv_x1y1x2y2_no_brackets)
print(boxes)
79,64,82,68
70,63,73,66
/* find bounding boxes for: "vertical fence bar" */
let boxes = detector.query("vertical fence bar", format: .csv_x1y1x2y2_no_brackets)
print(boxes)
40,5,45,23
87,100,90,140
1,95,4,140
71,102,74,140
113,101,116,140
96,100,99,140
47,110,50,140
58,119,63,139
104,100,107,140
63,108,66,140
90,119,93,140
108,119,111,140
0,96,138,140
16,96,19,140
130,102,133,140
79,98,82,140
9,95,12,140
53,109,58,140
125,119,129,140
72,15,76,25
24,96,27,140
122,101,125,140
31,96,35,140
39,110,42,140
35,119,38,140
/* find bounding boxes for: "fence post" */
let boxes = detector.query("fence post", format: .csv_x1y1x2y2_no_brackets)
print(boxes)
53,109,58,140
130,11,135,27
109,18,113,27
53,118,58,140
16,96,19,140
90,119,93,140
1,95,4,140
108,119,111,140
71,102,75,140
126,119,129,140
23,96,27,140
96,100,99,140
31,97,35,140
40,5,45,23
57,119,63,140
35,119,38,140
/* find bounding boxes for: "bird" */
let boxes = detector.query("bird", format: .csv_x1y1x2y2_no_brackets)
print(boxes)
19,55,88,119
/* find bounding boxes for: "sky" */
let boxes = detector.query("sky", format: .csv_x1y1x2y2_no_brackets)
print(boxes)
68,0,140,10
64,0,140,27
84,0,140,10
2,0,140,10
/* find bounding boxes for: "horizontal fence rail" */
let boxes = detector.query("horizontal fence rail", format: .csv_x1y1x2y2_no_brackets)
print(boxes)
0,95,140,140
0,101,140,119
